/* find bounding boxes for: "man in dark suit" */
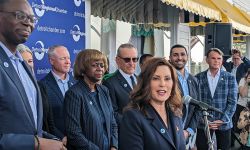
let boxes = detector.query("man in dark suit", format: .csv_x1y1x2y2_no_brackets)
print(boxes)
223,49,250,84
0,0,64,149
195,48,237,150
39,45,74,143
103,43,138,125
169,44,200,149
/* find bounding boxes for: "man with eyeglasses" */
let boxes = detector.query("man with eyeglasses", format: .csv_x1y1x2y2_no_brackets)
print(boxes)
39,45,74,145
223,49,250,84
223,49,250,147
0,0,65,150
103,43,138,126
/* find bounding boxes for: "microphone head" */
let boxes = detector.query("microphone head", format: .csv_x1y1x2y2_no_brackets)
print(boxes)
182,95,192,105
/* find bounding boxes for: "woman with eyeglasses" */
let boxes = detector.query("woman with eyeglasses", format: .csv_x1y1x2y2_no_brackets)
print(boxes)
64,49,118,150
119,57,185,150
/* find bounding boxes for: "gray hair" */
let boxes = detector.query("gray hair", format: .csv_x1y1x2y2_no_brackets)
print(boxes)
48,45,67,58
16,44,32,55
117,43,136,56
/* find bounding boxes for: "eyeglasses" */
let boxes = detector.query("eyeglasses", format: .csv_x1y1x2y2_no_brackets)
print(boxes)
118,56,138,63
91,63,105,68
0,10,38,24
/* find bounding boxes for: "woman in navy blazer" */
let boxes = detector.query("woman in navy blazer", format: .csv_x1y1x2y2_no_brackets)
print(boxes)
120,58,185,150
64,49,118,150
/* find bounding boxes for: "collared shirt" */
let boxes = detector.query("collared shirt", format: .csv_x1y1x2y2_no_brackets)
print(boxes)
177,69,189,96
119,69,137,89
231,65,238,77
0,42,38,127
51,71,69,96
177,69,194,136
207,69,220,97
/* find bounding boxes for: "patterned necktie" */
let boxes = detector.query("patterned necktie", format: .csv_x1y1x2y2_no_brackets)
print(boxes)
130,75,136,88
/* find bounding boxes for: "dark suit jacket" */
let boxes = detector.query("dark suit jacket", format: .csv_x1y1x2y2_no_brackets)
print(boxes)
178,74,200,131
64,79,118,150
103,70,133,125
120,104,186,150
0,47,43,149
223,57,250,84
195,69,238,130
38,81,56,135
39,71,74,139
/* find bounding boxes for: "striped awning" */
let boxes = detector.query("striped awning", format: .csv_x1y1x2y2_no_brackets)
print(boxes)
161,0,222,21
162,0,250,34
91,0,172,29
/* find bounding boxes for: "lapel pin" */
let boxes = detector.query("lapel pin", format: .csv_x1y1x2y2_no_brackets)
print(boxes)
124,84,127,87
3,62,9,68
89,101,93,105
160,128,165,134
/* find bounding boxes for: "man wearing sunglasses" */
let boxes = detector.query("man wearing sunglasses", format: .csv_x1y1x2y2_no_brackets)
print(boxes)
103,43,138,126
0,0,65,149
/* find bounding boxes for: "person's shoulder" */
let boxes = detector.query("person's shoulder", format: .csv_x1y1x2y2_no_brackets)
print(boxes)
195,70,206,78
39,71,52,82
221,69,233,77
123,108,141,119
103,71,119,81
103,72,116,81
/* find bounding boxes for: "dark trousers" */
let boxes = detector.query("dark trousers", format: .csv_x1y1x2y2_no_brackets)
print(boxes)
196,128,231,150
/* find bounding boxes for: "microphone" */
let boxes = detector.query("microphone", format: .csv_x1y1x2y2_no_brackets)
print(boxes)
183,95,224,114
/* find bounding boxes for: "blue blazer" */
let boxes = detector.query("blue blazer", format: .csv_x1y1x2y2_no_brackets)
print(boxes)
119,104,186,150
64,79,118,150
39,71,74,138
178,74,200,131
103,70,133,125
195,69,238,130
0,47,43,149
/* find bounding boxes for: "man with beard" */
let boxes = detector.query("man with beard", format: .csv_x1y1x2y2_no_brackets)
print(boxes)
169,44,200,149
0,0,65,149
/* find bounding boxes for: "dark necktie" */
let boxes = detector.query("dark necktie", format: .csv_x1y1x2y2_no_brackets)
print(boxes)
130,75,136,88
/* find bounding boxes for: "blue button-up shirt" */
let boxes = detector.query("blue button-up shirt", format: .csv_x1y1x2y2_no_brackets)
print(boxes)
177,69,194,136
0,42,38,127
51,71,69,96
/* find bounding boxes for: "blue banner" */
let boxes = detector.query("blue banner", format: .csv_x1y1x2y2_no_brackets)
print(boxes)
26,0,86,80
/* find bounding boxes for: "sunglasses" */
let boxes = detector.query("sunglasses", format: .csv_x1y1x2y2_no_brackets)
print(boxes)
118,56,138,63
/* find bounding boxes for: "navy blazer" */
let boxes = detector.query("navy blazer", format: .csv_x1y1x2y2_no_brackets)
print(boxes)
64,79,118,150
120,105,186,150
39,71,74,138
103,70,133,125
178,74,200,131
0,47,43,149
195,69,238,130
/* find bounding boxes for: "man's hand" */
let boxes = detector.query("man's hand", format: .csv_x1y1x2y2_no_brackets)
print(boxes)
37,137,67,150
209,120,224,130
62,136,67,146
111,147,117,150
183,130,190,139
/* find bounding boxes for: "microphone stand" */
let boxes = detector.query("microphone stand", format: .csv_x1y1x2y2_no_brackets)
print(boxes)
201,107,214,150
